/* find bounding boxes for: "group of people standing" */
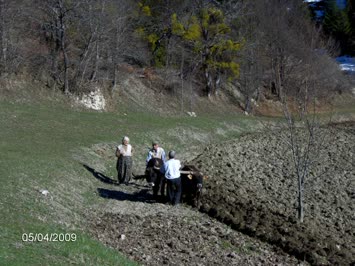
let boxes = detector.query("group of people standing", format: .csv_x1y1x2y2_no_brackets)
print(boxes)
115,136,182,205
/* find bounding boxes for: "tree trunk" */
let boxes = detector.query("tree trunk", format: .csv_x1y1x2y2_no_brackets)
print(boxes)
58,2,69,94
180,48,184,114
275,59,282,99
61,35,69,94
90,41,99,81
215,71,221,95
298,175,304,223
112,63,117,91
49,19,61,88
112,21,120,92
203,45,213,97
245,96,251,113
50,48,59,86
60,27,69,94
0,0,7,75
205,67,213,97
76,34,94,88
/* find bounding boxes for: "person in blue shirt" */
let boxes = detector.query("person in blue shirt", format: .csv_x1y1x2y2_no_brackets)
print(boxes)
162,150,182,205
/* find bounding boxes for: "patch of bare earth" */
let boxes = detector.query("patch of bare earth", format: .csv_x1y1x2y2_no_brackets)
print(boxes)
192,123,355,265
83,139,304,265
84,122,354,265
88,182,304,265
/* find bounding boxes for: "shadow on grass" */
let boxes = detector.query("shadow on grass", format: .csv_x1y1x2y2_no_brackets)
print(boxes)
83,164,116,184
83,164,149,188
84,164,163,203
97,188,156,203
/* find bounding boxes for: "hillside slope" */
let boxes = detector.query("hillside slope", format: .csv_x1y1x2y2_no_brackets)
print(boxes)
0,100,281,265
0,74,354,265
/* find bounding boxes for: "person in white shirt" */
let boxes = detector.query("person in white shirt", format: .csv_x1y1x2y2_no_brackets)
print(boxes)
116,136,133,185
146,141,166,163
163,150,181,205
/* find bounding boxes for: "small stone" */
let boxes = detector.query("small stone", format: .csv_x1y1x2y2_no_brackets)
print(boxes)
228,252,237,258
39,189,49,196
120,234,126,240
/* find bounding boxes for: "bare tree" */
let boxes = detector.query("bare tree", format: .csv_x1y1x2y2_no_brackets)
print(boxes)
0,0,26,76
276,61,331,222
107,0,132,91
282,97,316,222
70,0,106,89
39,0,81,93
57,0,71,94
235,1,263,113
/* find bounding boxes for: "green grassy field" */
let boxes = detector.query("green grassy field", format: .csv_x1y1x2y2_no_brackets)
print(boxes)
0,100,263,265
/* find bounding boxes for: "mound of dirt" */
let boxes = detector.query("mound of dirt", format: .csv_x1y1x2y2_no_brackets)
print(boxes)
191,123,355,265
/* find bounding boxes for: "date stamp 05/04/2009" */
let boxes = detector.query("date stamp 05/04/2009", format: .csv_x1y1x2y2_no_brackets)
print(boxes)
21,233,77,242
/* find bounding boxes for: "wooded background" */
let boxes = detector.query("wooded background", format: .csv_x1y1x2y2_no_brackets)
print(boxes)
0,0,353,110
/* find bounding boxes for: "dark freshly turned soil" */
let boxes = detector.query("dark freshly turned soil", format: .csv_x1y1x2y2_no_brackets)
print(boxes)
192,123,355,265
90,203,302,266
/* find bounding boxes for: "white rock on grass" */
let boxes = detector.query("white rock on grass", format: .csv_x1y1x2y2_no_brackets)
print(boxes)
187,111,197,117
39,189,49,196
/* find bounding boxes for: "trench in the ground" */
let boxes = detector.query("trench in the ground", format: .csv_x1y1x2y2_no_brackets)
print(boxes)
196,174,353,265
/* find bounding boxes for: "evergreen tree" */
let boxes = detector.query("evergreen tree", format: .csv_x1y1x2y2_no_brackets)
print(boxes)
323,0,352,54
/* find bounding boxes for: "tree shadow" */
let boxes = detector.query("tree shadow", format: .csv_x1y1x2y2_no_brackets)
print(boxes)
97,188,156,203
83,164,116,184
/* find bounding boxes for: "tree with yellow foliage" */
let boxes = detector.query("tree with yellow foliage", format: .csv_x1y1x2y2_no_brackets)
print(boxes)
136,1,243,97
172,6,244,96
135,0,175,67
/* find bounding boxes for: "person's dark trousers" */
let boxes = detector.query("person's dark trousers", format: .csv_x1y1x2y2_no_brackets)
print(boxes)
117,156,132,184
167,177,182,205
